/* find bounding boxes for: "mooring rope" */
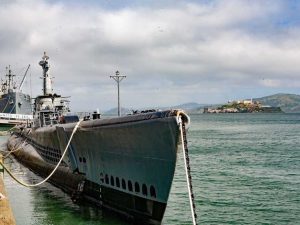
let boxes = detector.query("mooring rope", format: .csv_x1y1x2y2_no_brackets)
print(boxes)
2,143,22,159
179,116,198,225
0,119,82,187
2,130,31,159
1,136,22,160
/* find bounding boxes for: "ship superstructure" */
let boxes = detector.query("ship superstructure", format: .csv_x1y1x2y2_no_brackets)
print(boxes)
33,52,70,127
8,53,190,224
0,65,32,126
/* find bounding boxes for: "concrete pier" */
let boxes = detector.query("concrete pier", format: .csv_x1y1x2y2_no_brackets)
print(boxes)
0,154,16,225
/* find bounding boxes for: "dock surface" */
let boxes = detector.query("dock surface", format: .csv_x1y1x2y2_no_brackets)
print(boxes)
0,154,16,225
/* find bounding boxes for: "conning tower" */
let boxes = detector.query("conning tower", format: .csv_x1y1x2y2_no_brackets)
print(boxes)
33,52,70,127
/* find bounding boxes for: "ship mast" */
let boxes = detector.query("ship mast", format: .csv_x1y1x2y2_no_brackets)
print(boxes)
6,65,16,91
110,71,126,117
39,52,52,96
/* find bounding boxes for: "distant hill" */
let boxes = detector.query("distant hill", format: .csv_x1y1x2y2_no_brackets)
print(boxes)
167,102,207,112
179,93,300,113
254,93,300,113
104,102,205,115
104,107,131,115
103,93,300,115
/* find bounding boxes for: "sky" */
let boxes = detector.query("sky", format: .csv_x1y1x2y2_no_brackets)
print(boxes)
0,0,300,111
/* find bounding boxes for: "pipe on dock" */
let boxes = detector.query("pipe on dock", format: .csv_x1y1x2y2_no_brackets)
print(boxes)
0,153,16,225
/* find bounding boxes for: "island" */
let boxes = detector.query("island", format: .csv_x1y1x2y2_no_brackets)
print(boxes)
203,99,282,113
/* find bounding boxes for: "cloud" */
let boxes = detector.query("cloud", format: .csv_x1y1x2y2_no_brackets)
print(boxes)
0,0,300,111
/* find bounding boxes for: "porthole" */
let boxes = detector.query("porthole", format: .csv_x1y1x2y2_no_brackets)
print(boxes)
142,184,147,196
116,177,120,188
128,180,133,192
122,179,126,190
135,182,140,193
150,185,156,198
79,157,82,162
83,157,86,163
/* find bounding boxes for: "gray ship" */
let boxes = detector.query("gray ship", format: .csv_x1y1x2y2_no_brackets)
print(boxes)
7,53,190,224
0,65,32,126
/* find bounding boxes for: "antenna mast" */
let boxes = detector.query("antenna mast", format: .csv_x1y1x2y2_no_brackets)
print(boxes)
110,71,126,116
6,65,16,91
39,52,52,96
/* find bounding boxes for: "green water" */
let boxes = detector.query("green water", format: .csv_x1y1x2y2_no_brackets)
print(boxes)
1,113,300,224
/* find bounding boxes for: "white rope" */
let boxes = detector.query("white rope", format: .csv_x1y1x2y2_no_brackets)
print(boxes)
1,119,83,187
2,130,30,158
179,117,197,225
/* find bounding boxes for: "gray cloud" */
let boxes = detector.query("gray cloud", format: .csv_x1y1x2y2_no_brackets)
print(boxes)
0,0,300,111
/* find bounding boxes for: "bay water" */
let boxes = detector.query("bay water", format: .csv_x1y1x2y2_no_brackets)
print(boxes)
1,113,299,224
